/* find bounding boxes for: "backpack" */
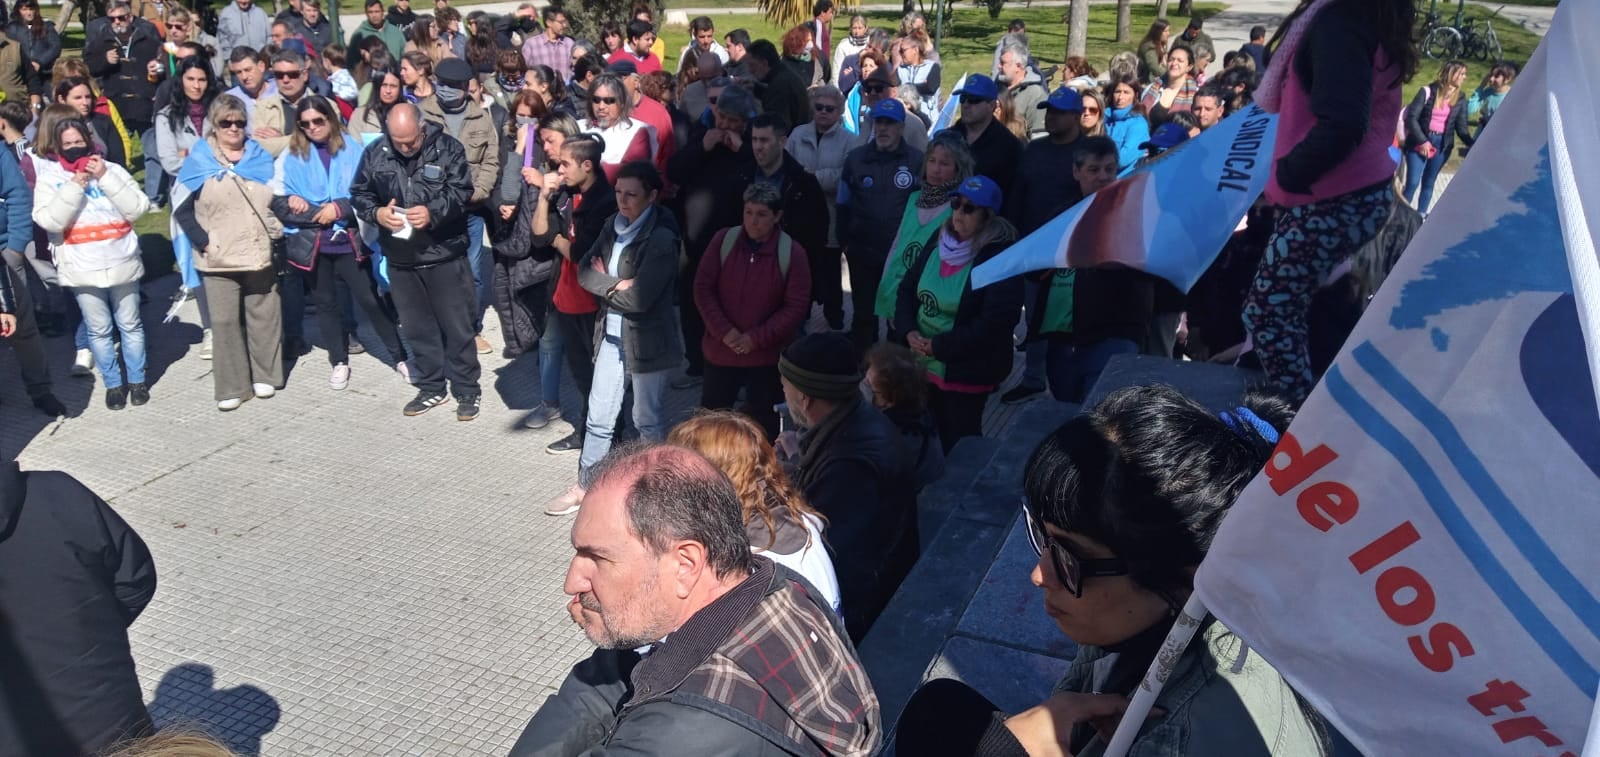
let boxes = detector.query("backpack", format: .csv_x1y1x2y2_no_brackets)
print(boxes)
718,227,793,279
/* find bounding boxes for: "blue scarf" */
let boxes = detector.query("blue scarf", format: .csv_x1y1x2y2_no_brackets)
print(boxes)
1106,104,1136,125
175,137,275,192
282,137,364,234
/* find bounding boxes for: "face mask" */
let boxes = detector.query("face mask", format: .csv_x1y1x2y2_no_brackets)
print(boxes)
515,115,535,127
520,17,538,33
435,83,467,112
59,145,93,164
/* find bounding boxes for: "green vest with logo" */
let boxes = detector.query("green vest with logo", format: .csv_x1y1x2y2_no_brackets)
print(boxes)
874,194,952,318
913,255,974,380
1039,269,1076,335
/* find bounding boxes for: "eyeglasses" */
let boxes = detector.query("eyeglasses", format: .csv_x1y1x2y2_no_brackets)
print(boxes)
592,96,618,104
1023,504,1128,597
949,198,986,214
273,69,304,80
168,22,188,30
813,103,837,113
217,118,247,129
959,95,991,106
862,84,886,94
1082,107,1101,115
298,116,328,130
107,12,130,20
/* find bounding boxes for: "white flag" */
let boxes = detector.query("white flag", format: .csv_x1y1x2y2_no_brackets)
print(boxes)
1194,4,1600,755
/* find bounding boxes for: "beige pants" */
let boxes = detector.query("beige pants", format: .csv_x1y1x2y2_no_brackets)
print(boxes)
203,269,283,401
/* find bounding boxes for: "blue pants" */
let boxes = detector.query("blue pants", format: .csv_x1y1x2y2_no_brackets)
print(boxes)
1045,338,1138,404
141,129,166,203
466,213,490,332
75,282,145,389
1402,134,1447,214
578,337,670,487
539,305,563,407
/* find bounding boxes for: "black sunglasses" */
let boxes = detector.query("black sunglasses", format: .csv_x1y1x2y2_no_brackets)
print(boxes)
959,94,991,106
949,198,986,214
298,116,328,130
217,118,247,129
592,96,619,104
813,103,837,113
273,69,304,80
1023,503,1128,597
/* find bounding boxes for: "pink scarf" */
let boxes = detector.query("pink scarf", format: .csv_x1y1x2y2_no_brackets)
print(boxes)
1255,0,1340,113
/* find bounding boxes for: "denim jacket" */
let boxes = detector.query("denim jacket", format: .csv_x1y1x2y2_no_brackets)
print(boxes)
1057,617,1326,757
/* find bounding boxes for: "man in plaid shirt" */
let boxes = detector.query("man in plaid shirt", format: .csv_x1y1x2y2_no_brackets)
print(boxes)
509,444,881,756
520,5,574,82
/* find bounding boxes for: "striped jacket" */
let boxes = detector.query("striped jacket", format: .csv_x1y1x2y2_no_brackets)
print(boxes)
510,558,881,756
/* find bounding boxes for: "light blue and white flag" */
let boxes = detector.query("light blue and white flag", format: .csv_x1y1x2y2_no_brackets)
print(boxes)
1195,7,1600,754
931,73,966,133
972,104,1275,292
842,82,862,135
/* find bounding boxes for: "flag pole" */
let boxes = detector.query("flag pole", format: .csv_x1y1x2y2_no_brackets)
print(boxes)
1102,593,1210,757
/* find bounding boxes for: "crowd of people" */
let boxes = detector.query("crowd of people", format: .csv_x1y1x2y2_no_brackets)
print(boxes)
0,0,1522,753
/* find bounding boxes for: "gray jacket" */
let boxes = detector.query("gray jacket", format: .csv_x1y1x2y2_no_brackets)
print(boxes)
1009,71,1048,139
576,206,683,375
216,2,270,64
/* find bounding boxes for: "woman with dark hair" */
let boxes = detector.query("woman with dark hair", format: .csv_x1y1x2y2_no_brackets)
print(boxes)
1079,87,1108,137
485,48,525,111
271,95,409,391
897,385,1327,756
668,410,841,611
864,342,944,493
33,117,152,410
349,67,403,137
781,25,823,88
1139,43,1200,127
1244,0,1418,404
1103,73,1149,172
1401,59,1473,215
488,87,553,360
352,35,391,101
464,16,498,75
398,50,435,105
403,13,446,65
1467,61,1516,138
893,175,1022,452
525,63,574,118
1136,19,1171,82
597,21,625,57
7,0,60,98
155,55,220,353
55,77,126,170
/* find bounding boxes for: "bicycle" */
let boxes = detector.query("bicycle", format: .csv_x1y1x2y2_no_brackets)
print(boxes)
1422,3,1503,61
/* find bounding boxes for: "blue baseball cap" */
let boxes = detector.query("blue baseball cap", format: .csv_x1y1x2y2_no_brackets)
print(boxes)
871,98,906,123
1140,122,1191,153
952,175,1003,211
1040,86,1084,112
954,74,999,101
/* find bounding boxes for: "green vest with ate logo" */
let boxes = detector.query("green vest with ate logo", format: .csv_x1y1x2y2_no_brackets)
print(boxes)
874,194,951,318
913,255,973,380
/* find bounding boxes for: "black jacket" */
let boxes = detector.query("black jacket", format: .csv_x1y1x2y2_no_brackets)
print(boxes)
940,119,1023,194
793,396,916,641
0,256,13,313
667,122,756,262
350,123,475,268
1032,265,1157,347
576,206,683,375
894,234,1024,387
837,139,923,260
760,152,829,269
758,64,812,133
0,462,157,756
84,17,163,129
1403,85,1476,156
269,168,360,271
4,20,58,94
489,161,555,357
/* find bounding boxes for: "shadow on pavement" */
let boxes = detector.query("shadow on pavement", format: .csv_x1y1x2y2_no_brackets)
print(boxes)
147,662,282,757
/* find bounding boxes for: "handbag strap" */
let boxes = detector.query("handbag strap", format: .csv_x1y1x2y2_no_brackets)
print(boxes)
228,173,274,238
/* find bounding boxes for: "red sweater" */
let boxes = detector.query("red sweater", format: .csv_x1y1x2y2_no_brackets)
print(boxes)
693,227,812,368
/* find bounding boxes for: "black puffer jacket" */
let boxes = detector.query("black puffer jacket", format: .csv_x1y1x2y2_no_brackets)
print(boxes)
84,16,162,129
490,169,555,357
0,461,157,756
350,123,475,269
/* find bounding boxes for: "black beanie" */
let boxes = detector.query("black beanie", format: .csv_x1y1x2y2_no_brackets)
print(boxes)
779,333,861,401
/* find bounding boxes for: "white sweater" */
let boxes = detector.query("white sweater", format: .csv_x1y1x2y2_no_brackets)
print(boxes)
32,158,151,289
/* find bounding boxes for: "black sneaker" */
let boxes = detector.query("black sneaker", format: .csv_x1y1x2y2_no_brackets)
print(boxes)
105,386,128,411
32,393,66,417
546,431,583,454
127,383,150,406
347,333,366,355
1001,384,1045,404
456,395,480,421
403,391,449,416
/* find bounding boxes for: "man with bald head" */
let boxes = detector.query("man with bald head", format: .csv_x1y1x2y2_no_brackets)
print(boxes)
508,443,881,756
351,103,484,419
679,53,723,122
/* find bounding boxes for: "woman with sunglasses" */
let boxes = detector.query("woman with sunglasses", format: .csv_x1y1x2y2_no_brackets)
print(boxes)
155,56,220,356
271,96,409,391
897,385,1327,756
1079,87,1107,137
875,131,970,336
892,174,1021,452
6,0,60,99
32,116,152,410
174,95,285,411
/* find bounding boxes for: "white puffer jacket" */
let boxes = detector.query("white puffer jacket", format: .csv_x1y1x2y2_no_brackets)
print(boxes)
32,158,151,289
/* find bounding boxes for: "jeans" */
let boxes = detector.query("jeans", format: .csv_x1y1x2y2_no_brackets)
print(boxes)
539,303,564,407
466,213,490,332
677,247,705,375
389,257,482,398
140,129,167,203
1045,337,1138,404
74,282,145,389
1402,134,1447,214
578,336,671,486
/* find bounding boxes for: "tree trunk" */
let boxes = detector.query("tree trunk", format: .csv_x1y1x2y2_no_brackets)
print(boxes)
1116,0,1132,43
1176,0,1193,16
1155,0,1170,20
905,0,917,15
1067,0,1089,58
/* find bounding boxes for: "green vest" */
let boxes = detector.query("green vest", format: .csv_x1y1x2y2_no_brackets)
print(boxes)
913,256,973,380
1039,269,1076,335
874,194,951,318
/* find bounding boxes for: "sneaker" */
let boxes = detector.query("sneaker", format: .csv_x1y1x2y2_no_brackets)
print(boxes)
104,386,127,411
347,334,366,355
199,328,214,360
330,363,351,390
546,431,583,455
395,360,413,384
670,372,703,390
32,393,66,417
72,349,93,376
544,485,585,516
457,394,480,421
521,402,560,429
127,383,150,406
1001,384,1045,404
475,334,492,354
403,391,449,416
253,383,276,399
217,396,245,411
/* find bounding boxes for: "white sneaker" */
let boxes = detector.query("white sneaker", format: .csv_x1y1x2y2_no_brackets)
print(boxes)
330,363,351,391
199,328,214,360
71,348,93,376
253,383,276,398
544,485,586,516
217,397,244,411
